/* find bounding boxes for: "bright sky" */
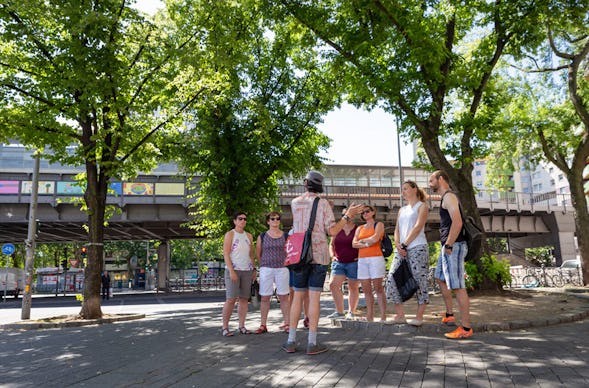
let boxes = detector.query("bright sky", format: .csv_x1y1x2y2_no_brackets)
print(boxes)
318,104,413,166
134,1,414,167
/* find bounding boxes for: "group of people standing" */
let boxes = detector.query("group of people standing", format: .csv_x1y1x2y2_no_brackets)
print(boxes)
221,169,473,356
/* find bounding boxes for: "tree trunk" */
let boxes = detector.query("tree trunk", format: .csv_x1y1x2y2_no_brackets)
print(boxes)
79,162,108,319
567,166,589,286
420,139,498,290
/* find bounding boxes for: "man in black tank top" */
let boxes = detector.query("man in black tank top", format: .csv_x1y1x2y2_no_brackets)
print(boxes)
428,170,473,339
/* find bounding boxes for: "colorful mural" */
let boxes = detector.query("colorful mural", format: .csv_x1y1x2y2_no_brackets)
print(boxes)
0,179,185,197
155,183,185,196
56,182,85,195
123,182,154,196
0,180,19,194
21,181,55,194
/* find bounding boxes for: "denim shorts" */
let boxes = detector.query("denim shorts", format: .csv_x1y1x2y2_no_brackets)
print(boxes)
291,264,328,292
434,241,468,290
331,260,358,280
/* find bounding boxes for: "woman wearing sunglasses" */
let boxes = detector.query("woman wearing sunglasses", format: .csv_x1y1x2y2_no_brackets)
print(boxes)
254,211,290,334
353,205,387,322
221,211,256,337
386,180,430,326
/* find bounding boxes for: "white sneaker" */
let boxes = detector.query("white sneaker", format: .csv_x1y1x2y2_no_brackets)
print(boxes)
345,312,355,320
407,318,424,327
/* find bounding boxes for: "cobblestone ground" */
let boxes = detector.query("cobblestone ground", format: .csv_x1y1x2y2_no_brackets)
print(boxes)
0,292,588,387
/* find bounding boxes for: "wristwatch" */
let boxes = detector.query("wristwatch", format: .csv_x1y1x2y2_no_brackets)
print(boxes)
444,244,453,250
342,214,350,221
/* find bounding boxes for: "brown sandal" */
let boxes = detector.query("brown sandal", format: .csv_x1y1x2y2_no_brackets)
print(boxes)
222,328,234,337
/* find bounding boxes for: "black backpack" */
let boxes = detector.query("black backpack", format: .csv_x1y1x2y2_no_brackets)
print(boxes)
380,223,394,257
461,215,484,261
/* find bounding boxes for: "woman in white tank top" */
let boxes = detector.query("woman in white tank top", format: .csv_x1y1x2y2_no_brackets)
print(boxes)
221,211,256,337
385,181,430,326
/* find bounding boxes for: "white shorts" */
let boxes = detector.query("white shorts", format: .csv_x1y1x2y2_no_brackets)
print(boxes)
357,256,386,280
259,267,290,296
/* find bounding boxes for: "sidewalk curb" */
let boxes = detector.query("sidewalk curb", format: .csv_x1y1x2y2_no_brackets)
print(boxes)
0,313,145,331
331,290,589,334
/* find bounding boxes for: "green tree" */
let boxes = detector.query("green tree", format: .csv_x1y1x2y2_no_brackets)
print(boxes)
273,0,587,289
170,0,337,236
0,1,225,318
489,11,589,285
534,27,589,285
169,239,223,269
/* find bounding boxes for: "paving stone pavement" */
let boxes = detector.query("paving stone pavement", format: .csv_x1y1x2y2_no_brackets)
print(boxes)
0,293,588,387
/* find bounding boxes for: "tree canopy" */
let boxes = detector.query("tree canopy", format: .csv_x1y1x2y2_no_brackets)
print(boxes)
272,0,589,286
0,0,227,317
167,0,339,236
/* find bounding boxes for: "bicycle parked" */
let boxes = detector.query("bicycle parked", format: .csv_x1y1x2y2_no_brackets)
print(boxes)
521,264,564,288
551,267,584,287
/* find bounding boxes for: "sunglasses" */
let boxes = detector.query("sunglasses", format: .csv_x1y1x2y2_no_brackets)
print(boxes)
269,217,281,221
362,209,372,214
237,217,247,221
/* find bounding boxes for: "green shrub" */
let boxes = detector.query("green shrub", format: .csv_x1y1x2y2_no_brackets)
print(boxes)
465,254,512,289
482,255,512,287
465,262,482,290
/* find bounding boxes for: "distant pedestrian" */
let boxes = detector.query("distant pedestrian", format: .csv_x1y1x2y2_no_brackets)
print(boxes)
386,180,430,326
255,211,290,334
282,170,362,355
327,207,360,320
101,271,111,300
221,211,256,337
428,170,473,339
353,205,387,322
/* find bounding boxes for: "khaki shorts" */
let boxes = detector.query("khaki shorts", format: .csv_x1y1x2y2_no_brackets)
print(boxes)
225,270,254,299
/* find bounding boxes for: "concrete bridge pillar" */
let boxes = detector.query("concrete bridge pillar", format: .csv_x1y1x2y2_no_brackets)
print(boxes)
512,212,577,265
157,241,170,292
550,213,577,264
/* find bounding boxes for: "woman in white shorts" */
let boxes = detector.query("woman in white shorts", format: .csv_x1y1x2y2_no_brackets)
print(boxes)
254,211,290,334
352,205,387,322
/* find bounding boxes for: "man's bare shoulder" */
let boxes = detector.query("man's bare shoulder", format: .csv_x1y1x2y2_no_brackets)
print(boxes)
441,191,460,209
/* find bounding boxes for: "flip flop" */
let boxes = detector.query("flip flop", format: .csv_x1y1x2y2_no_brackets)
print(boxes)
222,328,234,337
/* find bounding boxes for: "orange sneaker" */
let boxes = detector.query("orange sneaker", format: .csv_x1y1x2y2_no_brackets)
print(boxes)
445,326,473,339
441,315,456,325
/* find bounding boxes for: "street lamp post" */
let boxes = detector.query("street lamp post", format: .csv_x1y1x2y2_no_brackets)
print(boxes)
396,116,404,207
21,153,40,319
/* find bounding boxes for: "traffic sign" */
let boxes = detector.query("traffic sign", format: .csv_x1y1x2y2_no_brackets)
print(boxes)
2,243,15,255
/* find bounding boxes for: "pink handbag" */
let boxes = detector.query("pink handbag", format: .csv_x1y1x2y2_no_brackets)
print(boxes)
284,197,319,270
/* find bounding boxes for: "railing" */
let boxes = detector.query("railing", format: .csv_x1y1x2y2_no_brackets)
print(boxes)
508,266,583,288
0,176,573,213
279,184,572,213
168,276,225,292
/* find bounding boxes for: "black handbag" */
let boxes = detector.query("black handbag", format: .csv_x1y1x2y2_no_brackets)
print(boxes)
392,259,419,302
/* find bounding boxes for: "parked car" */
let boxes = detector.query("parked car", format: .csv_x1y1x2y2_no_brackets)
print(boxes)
560,259,581,269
